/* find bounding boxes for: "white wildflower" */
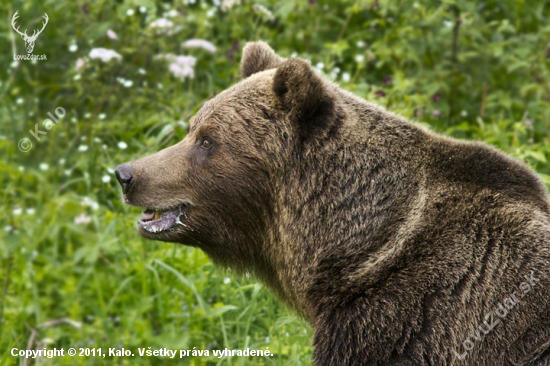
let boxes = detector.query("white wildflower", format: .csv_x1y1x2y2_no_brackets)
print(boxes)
117,77,133,87
78,145,88,152
75,213,92,225
13,207,22,215
329,67,340,80
101,175,111,183
169,61,195,80
156,54,196,81
206,8,216,17
461,110,468,117
139,6,147,13
39,163,49,171
221,0,240,12
89,48,122,63
356,40,365,48
16,98,24,105
342,72,351,82
26,208,35,215
355,54,364,63
69,44,78,52
223,277,231,284
315,62,324,70
165,9,178,17
99,113,106,120
76,57,88,71
117,141,128,149
182,39,216,53
126,8,135,16
107,29,118,40
149,18,174,29
81,197,99,211
253,4,274,20
443,20,453,28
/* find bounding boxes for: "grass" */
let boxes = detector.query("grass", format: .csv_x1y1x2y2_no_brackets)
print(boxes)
1,1,549,365
1,196,313,365
0,127,312,365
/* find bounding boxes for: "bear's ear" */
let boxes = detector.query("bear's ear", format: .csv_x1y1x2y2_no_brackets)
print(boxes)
273,58,335,141
241,41,284,78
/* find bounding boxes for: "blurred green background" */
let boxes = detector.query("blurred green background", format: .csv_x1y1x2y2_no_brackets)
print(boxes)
1,0,549,365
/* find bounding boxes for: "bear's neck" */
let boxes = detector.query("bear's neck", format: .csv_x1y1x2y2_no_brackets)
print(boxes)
270,107,428,321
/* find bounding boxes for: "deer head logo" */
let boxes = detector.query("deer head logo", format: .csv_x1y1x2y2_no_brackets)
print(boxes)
11,11,49,54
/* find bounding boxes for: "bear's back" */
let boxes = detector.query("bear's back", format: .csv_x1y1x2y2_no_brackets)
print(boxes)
425,137,550,214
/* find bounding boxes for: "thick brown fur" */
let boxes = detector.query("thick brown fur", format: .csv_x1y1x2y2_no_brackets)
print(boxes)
117,41,550,366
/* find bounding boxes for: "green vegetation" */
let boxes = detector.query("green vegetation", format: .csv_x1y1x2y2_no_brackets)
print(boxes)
1,0,549,364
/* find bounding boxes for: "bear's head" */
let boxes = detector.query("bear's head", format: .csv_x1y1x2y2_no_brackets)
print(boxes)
115,41,343,271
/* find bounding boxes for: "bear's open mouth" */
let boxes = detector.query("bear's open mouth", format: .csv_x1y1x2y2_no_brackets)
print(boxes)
138,205,187,233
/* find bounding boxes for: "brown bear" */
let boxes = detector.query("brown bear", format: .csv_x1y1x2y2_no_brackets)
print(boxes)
115,41,550,365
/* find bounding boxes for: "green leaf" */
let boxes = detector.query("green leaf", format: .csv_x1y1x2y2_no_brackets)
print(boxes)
526,151,547,163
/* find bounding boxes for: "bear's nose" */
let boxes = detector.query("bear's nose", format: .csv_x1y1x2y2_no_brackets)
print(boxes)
115,163,134,194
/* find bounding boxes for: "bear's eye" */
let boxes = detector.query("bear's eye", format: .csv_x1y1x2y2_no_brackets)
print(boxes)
201,138,213,149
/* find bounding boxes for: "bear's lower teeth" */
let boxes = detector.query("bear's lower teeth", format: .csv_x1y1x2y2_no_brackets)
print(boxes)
154,211,161,220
